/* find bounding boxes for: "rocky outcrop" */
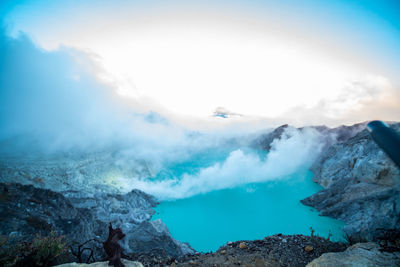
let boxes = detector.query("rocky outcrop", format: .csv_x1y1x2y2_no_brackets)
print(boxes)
307,242,400,267
64,189,194,257
256,124,289,150
302,123,400,240
0,183,193,263
0,149,195,260
0,183,108,241
255,123,366,151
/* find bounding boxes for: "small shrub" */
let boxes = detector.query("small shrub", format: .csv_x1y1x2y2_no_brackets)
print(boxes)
0,232,69,267
30,231,69,265
309,227,315,237
0,236,18,267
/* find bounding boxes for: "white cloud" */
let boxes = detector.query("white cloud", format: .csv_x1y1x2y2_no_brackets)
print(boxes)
280,75,400,126
7,4,397,120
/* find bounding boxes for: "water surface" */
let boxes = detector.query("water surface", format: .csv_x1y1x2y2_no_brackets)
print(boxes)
152,148,344,252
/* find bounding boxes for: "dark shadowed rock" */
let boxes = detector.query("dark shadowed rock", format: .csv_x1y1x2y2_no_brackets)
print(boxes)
0,183,105,241
0,183,108,260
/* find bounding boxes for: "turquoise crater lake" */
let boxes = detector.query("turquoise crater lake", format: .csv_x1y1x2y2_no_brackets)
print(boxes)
151,147,345,252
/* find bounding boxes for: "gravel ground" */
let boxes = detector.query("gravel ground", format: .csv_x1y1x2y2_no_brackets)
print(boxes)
125,234,348,267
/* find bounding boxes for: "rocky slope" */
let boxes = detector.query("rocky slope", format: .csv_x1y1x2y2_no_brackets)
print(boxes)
255,122,366,151
0,150,151,194
0,148,195,262
125,234,347,267
0,183,193,263
301,123,400,240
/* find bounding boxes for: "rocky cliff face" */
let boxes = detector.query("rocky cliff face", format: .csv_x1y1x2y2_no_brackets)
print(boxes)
302,123,400,240
0,183,193,262
255,122,367,152
0,183,106,245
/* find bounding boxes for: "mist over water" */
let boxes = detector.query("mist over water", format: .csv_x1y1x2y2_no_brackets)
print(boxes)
0,28,327,197
150,146,344,252
125,127,324,200
0,29,345,252
153,170,344,252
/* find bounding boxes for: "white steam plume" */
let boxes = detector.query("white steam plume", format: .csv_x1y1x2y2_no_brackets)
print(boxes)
123,127,323,200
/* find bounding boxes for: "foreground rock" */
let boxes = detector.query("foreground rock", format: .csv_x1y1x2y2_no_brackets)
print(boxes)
56,259,143,267
0,183,193,263
301,123,400,240
307,242,400,267
126,234,347,267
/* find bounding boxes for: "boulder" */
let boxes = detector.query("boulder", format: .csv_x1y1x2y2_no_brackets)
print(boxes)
307,242,400,267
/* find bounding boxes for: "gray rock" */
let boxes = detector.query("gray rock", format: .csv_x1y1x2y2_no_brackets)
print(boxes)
306,242,400,267
0,183,108,260
302,123,400,240
0,150,195,258
55,259,143,267
127,220,187,257
0,182,194,262
0,183,105,241
255,123,366,151
0,150,152,194
64,189,157,225
256,124,289,150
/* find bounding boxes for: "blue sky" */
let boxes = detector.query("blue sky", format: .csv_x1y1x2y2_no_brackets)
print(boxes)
1,0,399,125
2,0,399,74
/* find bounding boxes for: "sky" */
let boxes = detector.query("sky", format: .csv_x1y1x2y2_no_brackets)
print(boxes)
1,0,400,126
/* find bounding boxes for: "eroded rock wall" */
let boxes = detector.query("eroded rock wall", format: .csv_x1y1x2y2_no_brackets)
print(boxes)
302,123,400,240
